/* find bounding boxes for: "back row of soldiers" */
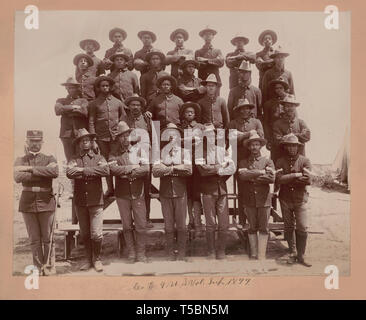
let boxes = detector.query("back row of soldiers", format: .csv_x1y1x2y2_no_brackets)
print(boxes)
14,27,312,275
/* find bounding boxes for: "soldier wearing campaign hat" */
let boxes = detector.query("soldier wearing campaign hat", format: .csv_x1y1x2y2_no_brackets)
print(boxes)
225,34,256,89
73,53,97,101
227,60,262,120
14,130,59,275
66,128,110,272
104,28,134,71
108,121,150,263
255,29,278,91
79,39,105,77
134,30,159,75
195,26,224,93
152,123,192,261
166,28,194,79
261,45,295,104
237,132,275,260
275,133,312,267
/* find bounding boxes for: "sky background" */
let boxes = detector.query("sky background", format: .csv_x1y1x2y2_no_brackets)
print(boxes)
14,10,350,164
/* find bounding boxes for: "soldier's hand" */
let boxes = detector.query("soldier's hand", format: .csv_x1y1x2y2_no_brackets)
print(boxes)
72,105,81,112
197,86,206,94
266,142,272,150
144,111,152,119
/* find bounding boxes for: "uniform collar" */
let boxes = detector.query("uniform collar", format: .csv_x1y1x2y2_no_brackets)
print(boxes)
202,43,213,50
117,67,128,72
143,45,153,52
236,117,251,124
175,46,185,51
235,48,245,54
249,152,262,161
80,149,95,158
28,151,40,157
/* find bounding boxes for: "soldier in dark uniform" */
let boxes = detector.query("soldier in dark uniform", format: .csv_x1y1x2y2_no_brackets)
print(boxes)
124,94,157,228
66,128,110,272
152,123,192,261
14,130,59,275
275,133,312,267
261,45,295,105
195,27,224,94
196,125,236,260
134,30,158,75
166,29,194,80
88,75,128,197
73,53,97,101
109,121,149,263
179,102,205,233
225,35,256,90
262,77,289,161
227,61,262,120
55,77,89,163
237,132,275,260
108,52,140,102
103,28,134,71
256,30,277,92
176,57,206,102
78,39,105,78
272,95,310,161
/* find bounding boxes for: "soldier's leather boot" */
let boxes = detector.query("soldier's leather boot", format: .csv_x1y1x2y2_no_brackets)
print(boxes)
92,239,103,272
285,230,297,264
165,232,176,261
123,230,136,263
206,231,216,259
296,230,312,267
258,233,269,260
136,232,148,263
248,233,258,259
176,231,187,261
80,237,93,271
193,201,204,237
216,231,227,260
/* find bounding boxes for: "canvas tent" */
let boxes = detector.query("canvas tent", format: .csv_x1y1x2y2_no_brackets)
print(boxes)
331,126,350,189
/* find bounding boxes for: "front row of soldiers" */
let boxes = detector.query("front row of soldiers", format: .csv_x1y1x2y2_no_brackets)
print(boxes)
14,118,312,274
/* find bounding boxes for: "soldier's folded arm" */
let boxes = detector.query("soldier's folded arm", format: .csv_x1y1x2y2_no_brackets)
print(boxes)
172,163,192,176
297,120,311,142
152,163,172,178
196,163,218,176
255,160,276,183
208,50,224,67
130,163,149,179
32,156,59,178
54,101,74,116
108,156,130,176
14,159,41,183
71,99,89,118
83,156,110,177
238,168,264,180
275,160,302,184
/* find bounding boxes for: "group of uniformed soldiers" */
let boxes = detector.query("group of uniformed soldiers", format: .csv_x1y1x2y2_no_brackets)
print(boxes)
14,26,313,275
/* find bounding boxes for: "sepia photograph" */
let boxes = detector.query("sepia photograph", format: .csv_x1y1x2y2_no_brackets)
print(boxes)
12,9,350,280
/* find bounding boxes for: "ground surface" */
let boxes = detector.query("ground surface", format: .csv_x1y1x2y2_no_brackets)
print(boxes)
13,172,350,277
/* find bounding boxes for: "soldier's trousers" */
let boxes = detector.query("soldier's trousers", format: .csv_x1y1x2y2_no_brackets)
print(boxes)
75,205,103,241
279,199,308,233
22,210,55,270
201,194,229,232
116,197,147,233
160,196,187,233
245,206,271,235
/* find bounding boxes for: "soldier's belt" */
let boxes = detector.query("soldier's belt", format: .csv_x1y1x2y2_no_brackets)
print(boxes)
23,187,52,193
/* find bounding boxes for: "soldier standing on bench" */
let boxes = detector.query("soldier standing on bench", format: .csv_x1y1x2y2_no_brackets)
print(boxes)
109,121,149,263
14,130,59,276
275,133,312,267
66,128,110,272
237,132,275,260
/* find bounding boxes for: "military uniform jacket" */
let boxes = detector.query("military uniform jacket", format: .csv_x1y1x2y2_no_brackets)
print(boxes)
108,68,140,101
227,83,262,119
76,69,97,101
14,153,59,213
140,69,166,103
109,148,149,200
272,117,310,155
197,95,229,129
196,146,236,196
262,97,285,144
237,155,275,207
88,94,128,141
195,44,224,83
152,147,192,198
54,95,89,138
66,151,110,207
261,66,294,103
148,93,183,127
104,45,134,71
255,48,275,89
177,74,205,102
133,46,156,74
166,47,194,79
275,154,311,204
75,54,105,79
225,49,256,89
